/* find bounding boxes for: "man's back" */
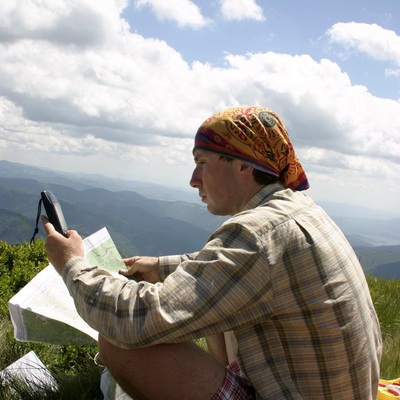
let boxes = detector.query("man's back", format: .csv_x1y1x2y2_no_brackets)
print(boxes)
215,186,382,399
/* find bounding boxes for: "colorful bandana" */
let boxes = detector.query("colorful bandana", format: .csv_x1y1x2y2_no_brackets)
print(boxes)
194,106,309,191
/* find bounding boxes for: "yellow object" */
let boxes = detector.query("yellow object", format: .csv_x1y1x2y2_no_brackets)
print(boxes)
377,378,400,399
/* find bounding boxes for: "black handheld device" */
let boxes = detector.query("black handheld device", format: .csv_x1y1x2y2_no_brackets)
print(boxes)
41,190,69,236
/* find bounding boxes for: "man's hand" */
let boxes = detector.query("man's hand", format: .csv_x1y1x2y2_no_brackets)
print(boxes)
42,216,84,275
120,256,161,283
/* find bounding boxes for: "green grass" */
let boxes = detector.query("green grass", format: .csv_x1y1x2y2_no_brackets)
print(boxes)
0,320,103,400
366,275,400,379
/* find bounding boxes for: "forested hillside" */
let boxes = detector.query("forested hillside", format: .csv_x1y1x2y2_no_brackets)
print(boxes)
0,177,226,257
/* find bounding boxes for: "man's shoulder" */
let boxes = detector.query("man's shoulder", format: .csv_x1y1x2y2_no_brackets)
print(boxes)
253,186,315,214
226,188,317,230
268,188,316,209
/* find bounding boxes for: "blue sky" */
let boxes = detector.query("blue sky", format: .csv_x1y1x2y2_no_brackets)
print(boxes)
123,1,400,99
0,0,399,215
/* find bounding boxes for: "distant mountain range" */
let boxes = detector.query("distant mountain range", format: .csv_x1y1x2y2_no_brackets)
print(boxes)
1,159,399,278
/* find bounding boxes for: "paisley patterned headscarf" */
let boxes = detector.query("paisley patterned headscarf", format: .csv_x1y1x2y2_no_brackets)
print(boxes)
194,106,309,191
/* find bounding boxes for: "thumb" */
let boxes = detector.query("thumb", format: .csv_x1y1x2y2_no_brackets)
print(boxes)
119,266,137,276
41,215,56,236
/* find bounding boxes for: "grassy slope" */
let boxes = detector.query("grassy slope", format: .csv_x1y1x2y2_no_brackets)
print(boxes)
366,275,400,379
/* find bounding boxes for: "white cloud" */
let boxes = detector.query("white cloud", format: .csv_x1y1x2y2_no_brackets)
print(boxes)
134,0,209,29
220,0,265,21
218,52,400,162
0,0,129,46
327,22,400,65
2,32,399,166
0,28,199,143
386,68,400,77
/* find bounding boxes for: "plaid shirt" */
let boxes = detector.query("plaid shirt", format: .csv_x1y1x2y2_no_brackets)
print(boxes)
64,184,382,399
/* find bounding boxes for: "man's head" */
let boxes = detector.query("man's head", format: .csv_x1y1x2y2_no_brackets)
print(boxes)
193,106,309,191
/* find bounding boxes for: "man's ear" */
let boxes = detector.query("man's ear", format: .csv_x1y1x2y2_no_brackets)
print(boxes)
239,163,254,177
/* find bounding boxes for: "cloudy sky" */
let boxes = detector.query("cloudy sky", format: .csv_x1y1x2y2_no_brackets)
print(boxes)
1,0,399,215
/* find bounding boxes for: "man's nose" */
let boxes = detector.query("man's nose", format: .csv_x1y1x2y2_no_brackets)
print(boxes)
190,167,201,188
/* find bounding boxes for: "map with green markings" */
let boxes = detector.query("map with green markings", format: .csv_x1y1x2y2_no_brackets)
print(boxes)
8,228,126,345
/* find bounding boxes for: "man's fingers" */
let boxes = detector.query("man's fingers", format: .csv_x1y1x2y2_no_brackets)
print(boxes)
123,257,138,267
120,263,137,275
119,266,142,282
41,215,56,235
65,229,75,238
119,268,132,276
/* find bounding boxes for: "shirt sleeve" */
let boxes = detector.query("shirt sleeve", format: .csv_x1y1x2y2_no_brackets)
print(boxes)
158,252,198,280
62,220,270,349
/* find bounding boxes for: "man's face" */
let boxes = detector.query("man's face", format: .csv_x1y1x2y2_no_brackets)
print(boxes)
190,149,244,216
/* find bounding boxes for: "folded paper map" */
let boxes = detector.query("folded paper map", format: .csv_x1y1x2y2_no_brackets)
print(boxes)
0,350,58,393
8,228,126,345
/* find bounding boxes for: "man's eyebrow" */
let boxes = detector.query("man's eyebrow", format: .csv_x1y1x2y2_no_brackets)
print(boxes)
193,152,203,162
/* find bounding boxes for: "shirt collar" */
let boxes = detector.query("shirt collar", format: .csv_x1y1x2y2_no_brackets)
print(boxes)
242,183,285,212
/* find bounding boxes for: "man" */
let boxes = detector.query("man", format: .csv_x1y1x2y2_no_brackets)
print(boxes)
43,106,382,399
